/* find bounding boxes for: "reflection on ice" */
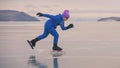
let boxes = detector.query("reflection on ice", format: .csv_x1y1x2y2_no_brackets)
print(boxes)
53,58,58,68
28,55,60,68
28,56,47,68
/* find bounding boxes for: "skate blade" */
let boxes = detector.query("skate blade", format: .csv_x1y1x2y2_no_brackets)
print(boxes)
27,40,34,49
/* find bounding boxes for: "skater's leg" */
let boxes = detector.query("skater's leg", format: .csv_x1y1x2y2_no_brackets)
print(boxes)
49,28,59,44
49,27,62,51
37,26,49,40
31,27,49,47
37,31,49,41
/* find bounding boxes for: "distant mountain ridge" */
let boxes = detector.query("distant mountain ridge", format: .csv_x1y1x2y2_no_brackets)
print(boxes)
98,17,120,22
0,10,39,21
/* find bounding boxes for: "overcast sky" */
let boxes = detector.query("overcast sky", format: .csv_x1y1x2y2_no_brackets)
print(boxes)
0,0,120,16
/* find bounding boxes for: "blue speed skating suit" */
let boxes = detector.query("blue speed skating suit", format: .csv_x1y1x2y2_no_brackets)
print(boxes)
37,14,68,44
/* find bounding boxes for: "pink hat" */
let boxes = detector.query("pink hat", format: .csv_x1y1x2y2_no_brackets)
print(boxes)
62,10,70,19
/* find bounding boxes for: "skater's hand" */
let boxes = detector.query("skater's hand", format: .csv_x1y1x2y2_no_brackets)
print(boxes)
36,12,43,17
66,24,74,29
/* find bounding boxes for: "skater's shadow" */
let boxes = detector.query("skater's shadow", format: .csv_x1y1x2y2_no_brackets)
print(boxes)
28,55,60,68
28,55,47,68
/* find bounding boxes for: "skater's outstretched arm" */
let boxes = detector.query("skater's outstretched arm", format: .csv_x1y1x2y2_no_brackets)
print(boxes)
60,21,74,30
36,12,55,19
60,21,67,30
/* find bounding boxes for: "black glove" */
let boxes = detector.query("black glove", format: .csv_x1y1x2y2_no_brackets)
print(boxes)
66,24,74,29
36,12,43,16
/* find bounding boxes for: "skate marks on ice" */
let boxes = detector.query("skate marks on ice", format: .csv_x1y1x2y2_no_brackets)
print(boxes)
50,50,66,57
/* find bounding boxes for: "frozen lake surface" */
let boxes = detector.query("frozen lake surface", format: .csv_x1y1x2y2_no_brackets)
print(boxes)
0,22,120,68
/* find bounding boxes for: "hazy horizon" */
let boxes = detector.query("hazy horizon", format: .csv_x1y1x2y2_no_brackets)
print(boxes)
0,0,120,21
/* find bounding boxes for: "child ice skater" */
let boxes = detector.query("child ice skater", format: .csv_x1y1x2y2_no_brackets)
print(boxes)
28,10,74,51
